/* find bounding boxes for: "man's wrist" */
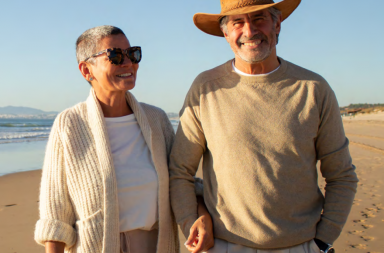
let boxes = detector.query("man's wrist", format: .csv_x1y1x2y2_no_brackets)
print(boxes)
314,238,335,253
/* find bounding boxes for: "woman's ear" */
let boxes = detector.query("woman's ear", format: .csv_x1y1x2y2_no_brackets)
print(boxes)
79,61,94,82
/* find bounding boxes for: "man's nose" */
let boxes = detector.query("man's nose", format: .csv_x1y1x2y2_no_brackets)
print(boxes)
242,21,257,38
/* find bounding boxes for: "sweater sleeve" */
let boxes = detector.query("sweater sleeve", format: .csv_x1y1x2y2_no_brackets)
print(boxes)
34,115,77,248
161,110,205,198
169,80,207,238
314,83,358,244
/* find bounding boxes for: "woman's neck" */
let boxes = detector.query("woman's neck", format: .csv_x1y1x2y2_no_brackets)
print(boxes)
94,88,133,117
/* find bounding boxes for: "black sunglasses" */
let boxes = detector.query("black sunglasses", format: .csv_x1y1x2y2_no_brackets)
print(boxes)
84,46,142,65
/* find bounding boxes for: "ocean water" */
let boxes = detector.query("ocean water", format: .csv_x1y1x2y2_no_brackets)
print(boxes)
0,118,53,144
170,119,179,132
0,117,179,176
0,118,53,176
0,141,47,176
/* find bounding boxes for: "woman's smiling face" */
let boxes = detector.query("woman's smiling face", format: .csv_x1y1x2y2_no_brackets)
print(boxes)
89,34,139,93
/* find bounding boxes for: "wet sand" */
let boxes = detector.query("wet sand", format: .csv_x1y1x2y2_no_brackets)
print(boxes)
1,114,383,253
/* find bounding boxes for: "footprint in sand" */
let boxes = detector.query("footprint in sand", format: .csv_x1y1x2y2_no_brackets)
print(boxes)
362,213,376,218
350,244,367,249
348,230,364,235
361,236,374,241
353,219,366,223
362,224,374,229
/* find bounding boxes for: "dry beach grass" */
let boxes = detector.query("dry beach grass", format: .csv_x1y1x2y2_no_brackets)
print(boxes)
1,112,383,252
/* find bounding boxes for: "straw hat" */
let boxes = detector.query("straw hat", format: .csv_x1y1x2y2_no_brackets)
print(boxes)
193,0,301,37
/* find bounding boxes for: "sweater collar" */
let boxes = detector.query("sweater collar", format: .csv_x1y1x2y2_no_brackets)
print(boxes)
224,57,287,85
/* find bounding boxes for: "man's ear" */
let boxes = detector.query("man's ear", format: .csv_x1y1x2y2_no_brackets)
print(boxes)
275,14,282,34
78,61,93,82
221,28,230,43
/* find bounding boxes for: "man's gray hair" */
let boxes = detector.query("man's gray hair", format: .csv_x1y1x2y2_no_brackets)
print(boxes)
219,7,282,44
76,25,125,64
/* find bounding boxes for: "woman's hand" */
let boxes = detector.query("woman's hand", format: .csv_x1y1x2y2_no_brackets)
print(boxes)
184,196,214,253
45,241,65,253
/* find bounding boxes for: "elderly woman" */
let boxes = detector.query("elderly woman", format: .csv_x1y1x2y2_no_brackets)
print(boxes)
34,26,213,253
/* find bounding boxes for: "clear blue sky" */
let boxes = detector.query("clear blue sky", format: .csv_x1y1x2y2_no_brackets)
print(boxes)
1,0,383,113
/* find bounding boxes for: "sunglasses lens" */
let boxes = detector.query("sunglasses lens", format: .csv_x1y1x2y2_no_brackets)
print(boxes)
128,48,142,63
108,49,123,65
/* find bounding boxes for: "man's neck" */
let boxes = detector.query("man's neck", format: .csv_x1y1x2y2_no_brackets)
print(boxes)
234,53,280,75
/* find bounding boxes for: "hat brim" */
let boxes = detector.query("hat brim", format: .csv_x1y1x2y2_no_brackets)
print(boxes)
193,0,301,37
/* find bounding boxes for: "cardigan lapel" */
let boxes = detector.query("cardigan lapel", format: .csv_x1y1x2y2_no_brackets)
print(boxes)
125,92,154,154
86,89,120,253
85,89,156,253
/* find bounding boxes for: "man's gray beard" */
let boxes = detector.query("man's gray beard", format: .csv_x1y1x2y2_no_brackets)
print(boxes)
236,31,275,63
237,47,272,64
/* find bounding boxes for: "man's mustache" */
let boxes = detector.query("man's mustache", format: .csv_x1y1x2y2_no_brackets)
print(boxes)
237,34,268,46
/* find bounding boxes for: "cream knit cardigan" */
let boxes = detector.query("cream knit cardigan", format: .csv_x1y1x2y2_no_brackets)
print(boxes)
35,89,180,253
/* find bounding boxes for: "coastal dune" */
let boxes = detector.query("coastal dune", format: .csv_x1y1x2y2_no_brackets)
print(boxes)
0,113,383,253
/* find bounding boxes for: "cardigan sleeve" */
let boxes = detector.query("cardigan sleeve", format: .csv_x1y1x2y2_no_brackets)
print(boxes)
161,111,176,162
35,115,77,248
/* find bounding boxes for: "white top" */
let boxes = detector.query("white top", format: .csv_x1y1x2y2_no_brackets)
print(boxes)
232,60,280,76
105,114,158,232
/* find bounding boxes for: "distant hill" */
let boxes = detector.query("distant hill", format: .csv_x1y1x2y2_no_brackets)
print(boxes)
0,106,58,115
340,103,384,110
340,103,384,115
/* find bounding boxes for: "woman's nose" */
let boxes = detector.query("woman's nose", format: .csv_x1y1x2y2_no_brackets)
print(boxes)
121,54,133,66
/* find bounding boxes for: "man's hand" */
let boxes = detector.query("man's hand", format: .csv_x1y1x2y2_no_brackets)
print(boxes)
184,197,214,253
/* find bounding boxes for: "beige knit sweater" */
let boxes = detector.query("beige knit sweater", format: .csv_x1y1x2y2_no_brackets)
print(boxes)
35,89,179,253
169,58,358,250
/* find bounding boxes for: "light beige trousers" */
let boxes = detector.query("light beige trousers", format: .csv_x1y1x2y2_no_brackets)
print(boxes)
120,229,158,253
205,239,320,253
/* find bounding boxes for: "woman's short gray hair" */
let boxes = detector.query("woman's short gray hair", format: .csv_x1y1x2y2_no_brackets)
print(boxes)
219,7,282,43
76,25,125,64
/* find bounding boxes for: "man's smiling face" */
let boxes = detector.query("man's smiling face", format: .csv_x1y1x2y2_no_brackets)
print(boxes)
223,9,281,64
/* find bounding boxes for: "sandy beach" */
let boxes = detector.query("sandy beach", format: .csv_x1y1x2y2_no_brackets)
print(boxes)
1,114,383,252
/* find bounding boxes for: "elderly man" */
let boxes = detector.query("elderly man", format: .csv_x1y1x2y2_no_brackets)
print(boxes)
169,0,358,252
